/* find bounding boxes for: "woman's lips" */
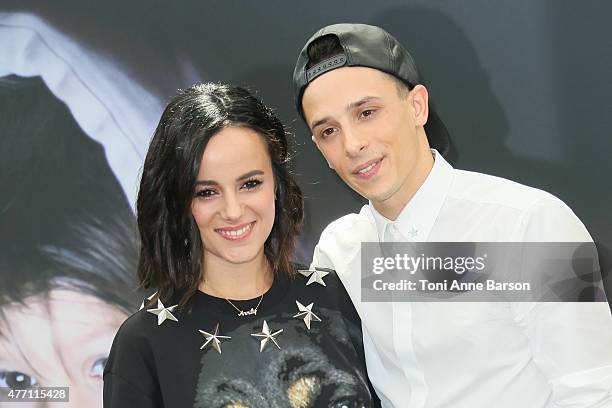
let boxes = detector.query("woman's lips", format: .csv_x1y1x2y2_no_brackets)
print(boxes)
215,221,255,241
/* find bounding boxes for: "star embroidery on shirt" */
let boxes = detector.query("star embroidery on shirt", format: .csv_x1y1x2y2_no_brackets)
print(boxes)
199,323,231,354
251,320,283,352
293,300,322,330
297,266,332,286
408,226,419,238
138,290,158,311
147,299,179,326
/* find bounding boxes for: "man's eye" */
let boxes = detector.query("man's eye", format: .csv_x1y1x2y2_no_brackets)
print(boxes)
242,179,262,190
321,127,336,138
90,357,107,379
195,188,216,198
359,109,375,119
0,370,39,389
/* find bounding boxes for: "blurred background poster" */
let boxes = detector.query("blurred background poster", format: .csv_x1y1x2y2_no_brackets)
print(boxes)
0,1,611,406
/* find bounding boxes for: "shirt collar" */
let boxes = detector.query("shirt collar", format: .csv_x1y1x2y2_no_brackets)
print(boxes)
370,149,454,242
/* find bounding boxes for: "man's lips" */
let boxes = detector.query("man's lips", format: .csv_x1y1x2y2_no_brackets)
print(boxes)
352,157,383,179
215,221,255,241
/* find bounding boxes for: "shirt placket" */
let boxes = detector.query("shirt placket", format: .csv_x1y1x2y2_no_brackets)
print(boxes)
386,223,428,408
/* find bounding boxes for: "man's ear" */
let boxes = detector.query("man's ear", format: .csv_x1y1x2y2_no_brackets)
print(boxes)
311,135,334,169
311,134,318,147
410,84,430,128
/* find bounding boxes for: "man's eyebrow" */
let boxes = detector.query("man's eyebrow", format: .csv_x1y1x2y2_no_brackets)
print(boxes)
310,116,332,131
346,96,380,111
195,170,264,186
310,96,381,130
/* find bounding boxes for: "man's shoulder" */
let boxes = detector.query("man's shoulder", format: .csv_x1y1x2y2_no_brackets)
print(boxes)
448,168,590,241
450,168,563,211
319,204,376,240
314,205,377,257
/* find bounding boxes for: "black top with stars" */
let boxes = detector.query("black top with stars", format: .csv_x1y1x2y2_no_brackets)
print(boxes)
103,265,381,408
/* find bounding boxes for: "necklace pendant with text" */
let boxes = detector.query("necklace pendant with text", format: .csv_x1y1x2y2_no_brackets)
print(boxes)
238,308,257,317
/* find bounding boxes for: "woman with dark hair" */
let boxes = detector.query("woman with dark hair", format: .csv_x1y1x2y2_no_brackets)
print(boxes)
103,83,379,407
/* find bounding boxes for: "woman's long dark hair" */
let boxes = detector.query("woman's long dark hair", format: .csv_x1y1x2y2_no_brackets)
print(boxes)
137,83,304,307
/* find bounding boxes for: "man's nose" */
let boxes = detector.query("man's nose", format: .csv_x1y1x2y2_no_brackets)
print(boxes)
343,129,368,158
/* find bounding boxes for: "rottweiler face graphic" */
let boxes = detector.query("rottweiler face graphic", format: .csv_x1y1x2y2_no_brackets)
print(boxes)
193,308,372,408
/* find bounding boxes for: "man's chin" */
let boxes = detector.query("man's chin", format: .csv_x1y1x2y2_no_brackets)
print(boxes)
352,185,391,204
368,184,407,208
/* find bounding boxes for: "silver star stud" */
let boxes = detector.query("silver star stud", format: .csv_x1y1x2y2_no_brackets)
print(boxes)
298,267,332,286
250,320,283,352
139,290,158,311
199,323,231,354
147,299,179,325
293,300,322,330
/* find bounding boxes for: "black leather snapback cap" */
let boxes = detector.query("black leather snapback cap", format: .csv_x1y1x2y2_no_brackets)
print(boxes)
293,23,450,156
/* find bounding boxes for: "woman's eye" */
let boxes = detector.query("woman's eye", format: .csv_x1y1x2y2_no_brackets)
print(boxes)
242,179,262,190
0,370,39,389
195,188,216,198
89,357,107,379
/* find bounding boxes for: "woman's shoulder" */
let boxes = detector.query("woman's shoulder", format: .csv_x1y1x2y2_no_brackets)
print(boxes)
103,300,177,381
116,307,155,338
289,262,355,310
107,307,160,364
288,262,363,345
104,307,165,404
291,262,342,286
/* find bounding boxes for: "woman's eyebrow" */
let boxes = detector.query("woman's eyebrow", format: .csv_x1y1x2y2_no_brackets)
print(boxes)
194,179,217,186
195,170,264,186
236,170,264,181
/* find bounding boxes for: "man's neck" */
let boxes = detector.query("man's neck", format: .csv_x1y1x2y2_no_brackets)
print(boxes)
373,148,435,220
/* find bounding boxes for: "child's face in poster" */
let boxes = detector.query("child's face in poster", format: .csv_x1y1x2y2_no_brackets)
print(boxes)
0,290,127,407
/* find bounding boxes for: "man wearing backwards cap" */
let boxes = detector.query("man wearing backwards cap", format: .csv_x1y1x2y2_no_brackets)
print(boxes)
294,23,612,407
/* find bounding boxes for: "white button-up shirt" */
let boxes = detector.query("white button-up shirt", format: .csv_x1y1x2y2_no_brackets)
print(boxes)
312,151,612,408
